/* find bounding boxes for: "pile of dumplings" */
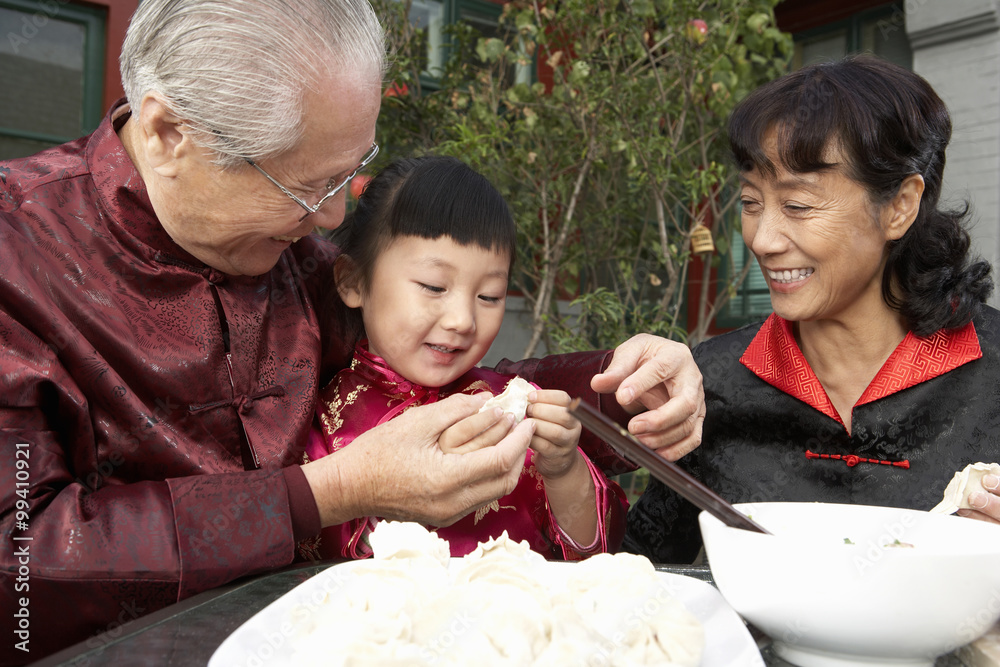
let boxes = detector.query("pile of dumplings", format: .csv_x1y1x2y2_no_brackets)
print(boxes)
288,521,704,666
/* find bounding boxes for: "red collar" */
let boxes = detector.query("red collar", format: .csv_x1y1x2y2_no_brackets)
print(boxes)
740,314,982,425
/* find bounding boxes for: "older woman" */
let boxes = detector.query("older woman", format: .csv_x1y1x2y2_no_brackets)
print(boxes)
625,54,998,563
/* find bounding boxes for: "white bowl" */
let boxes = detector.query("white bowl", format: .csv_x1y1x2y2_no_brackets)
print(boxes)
698,502,1000,666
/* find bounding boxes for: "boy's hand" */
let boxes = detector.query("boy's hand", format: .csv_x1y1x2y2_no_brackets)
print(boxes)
525,389,583,479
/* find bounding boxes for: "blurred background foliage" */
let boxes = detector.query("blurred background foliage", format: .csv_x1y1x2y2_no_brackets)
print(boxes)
369,0,793,358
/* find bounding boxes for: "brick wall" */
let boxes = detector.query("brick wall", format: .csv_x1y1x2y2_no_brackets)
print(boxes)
907,0,1000,307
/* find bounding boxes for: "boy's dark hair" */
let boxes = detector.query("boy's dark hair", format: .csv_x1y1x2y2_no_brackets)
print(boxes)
326,155,517,345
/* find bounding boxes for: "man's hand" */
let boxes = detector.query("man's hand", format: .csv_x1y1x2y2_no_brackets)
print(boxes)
590,333,705,461
437,395,517,455
302,393,533,527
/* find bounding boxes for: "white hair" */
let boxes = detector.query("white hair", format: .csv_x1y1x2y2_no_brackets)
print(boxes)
120,0,386,168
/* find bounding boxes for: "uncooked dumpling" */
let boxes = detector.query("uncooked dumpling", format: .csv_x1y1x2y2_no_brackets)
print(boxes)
930,462,1000,514
369,520,450,566
288,523,705,666
478,377,533,422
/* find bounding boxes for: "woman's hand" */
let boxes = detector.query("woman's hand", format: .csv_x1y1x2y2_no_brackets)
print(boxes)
590,333,705,461
957,474,1000,524
525,389,583,479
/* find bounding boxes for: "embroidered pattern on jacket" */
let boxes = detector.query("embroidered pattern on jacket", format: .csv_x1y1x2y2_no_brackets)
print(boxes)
740,314,982,425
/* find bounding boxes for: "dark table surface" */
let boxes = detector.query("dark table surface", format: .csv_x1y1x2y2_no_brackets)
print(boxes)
29,561,968,667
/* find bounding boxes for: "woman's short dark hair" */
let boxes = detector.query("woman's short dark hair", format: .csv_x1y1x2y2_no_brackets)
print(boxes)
327,155,517,345
728,53,992,336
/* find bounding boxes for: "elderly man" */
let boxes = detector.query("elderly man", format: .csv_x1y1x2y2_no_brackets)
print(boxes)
0,0,704,662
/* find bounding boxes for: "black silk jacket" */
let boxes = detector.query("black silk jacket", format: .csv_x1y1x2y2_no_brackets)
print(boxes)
624,306,1000,564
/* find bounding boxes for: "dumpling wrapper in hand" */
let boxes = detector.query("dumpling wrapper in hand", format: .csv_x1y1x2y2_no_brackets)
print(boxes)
478,377,533,423
930,462,1000,514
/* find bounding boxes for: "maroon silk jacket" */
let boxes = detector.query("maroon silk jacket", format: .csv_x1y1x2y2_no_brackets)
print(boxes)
0,104,633,664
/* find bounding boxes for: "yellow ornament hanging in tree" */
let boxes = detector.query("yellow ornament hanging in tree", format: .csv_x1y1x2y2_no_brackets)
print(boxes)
690,224,715,254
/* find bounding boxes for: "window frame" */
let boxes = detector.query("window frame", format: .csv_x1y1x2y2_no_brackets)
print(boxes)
405,0,530,91
0,0,106,147
714,226,772,329
447,0,503,26
792,2,911,70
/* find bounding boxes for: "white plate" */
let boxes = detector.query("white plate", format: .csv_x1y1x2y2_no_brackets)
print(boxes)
210,560,763,667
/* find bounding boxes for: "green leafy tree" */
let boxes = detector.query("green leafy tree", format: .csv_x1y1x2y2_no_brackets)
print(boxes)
372,0,792,356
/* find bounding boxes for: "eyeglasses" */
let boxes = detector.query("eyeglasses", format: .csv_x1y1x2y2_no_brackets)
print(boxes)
246,142,379,220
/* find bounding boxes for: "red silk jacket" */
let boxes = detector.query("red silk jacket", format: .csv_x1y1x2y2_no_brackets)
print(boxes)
0,103,633,664
301,343,628,561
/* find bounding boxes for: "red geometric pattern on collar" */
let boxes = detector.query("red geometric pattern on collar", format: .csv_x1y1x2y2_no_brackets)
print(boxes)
858,318,980,405
740,314,981,423
740,315,840,423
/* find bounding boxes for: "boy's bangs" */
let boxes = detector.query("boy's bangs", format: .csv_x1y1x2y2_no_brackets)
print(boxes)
391,159,516,259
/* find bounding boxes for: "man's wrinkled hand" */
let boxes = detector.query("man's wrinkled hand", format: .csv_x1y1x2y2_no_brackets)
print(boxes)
302,393,533,528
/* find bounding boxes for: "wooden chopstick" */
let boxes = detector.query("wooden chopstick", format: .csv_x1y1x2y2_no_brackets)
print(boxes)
568,398,770,534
